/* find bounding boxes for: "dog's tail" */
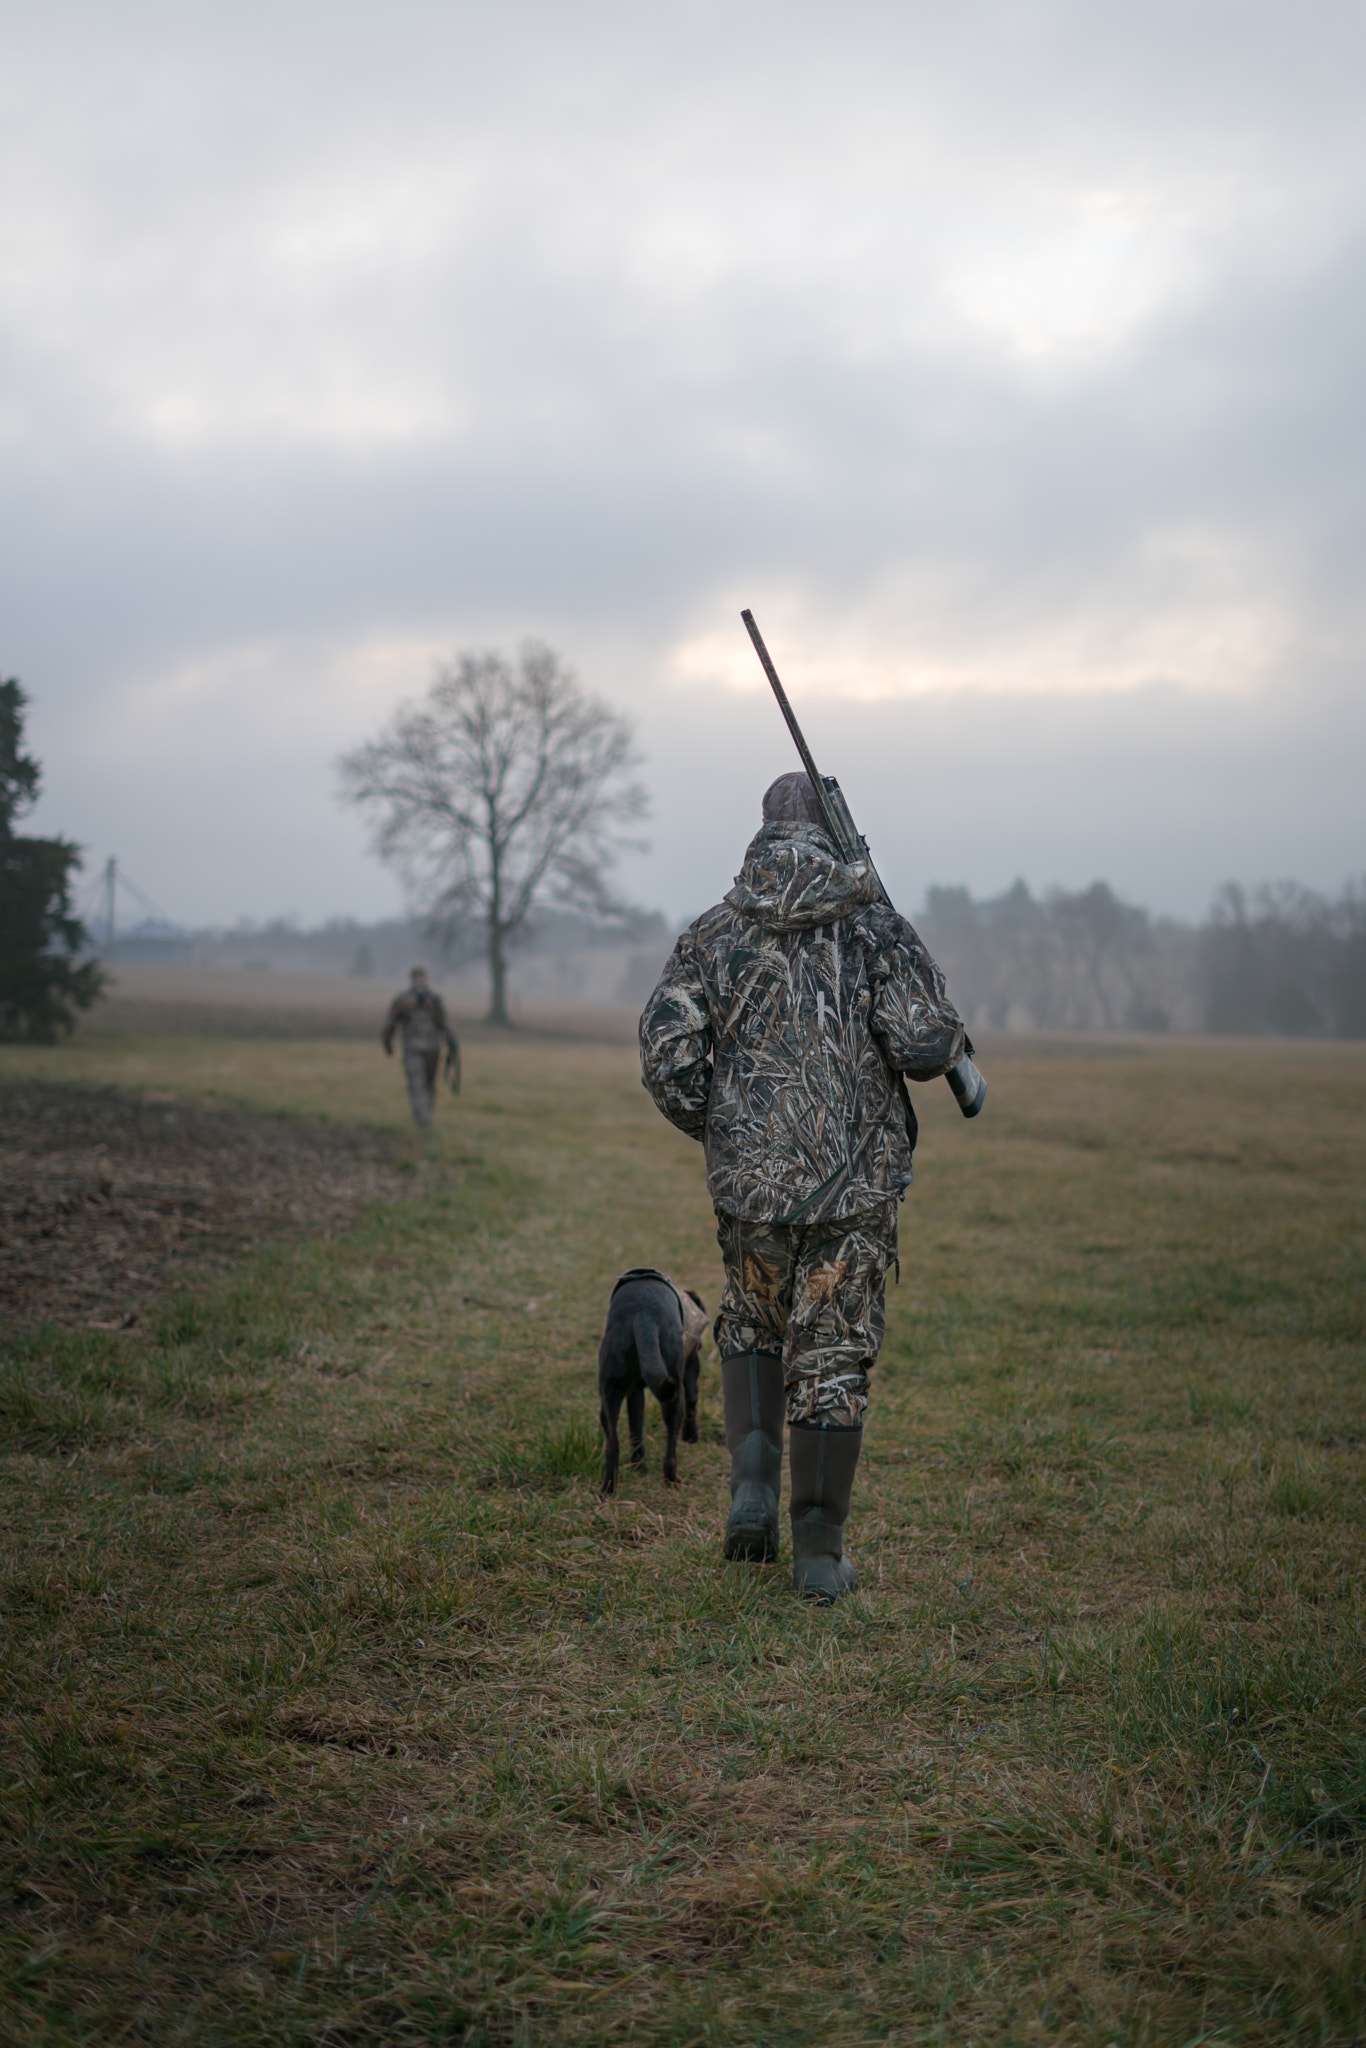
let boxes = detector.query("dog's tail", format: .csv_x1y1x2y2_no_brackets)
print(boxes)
633,1315,673,1396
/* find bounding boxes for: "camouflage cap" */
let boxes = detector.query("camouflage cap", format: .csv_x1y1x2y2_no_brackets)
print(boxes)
410,965,429,982
762,771,822,825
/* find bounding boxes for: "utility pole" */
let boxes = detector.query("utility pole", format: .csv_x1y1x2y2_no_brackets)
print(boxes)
105,856,116,951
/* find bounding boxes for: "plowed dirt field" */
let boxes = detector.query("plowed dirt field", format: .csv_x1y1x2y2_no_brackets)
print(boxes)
0,1081,409,1328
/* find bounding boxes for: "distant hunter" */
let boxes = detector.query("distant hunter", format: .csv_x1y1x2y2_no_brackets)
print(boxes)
639,772,966,1601
382,967,461,1128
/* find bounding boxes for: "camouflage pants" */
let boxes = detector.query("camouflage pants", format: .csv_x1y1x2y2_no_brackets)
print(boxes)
713,1203,900,1427
403,1046,440,1128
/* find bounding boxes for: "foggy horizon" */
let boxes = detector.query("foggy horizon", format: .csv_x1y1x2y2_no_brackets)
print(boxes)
3,1,1362,931
78,854,1348,953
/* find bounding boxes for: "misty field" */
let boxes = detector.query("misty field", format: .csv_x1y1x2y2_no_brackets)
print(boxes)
1,1027,1363,2046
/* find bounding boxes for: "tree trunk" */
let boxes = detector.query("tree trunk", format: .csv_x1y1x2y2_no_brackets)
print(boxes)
487,920,511,1028
485,811,512,1027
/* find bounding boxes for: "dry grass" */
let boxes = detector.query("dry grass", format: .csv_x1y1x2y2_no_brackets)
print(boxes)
0,1026,1363,2045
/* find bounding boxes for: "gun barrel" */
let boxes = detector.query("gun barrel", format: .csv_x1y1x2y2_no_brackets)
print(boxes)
741,609,827,796
741,605,986,1123
741,611,867,874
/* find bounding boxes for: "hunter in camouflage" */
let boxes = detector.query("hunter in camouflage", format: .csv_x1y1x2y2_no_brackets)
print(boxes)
639,771,965,1600
382,967,461,1129
711,1207,900,1428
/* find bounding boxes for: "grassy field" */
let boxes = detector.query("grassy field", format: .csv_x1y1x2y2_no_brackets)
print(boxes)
1,1027,1363,2046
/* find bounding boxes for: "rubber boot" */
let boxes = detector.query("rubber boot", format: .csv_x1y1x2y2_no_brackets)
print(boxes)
788,1421,863,1601
721,1350,785,1561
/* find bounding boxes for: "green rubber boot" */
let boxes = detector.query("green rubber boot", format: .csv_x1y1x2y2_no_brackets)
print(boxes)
722,1351,785,1561
788,1421,863,1602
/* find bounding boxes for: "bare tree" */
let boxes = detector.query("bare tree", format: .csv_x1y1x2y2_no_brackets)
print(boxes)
1201,879,1366,1037
338,642,648,1026
919,877,1183,1032
1047,881,1154,1031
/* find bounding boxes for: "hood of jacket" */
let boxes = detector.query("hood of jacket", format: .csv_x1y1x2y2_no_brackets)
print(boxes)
723,821,880,932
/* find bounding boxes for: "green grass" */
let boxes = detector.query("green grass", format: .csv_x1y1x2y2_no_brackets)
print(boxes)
1,1029,1364,2044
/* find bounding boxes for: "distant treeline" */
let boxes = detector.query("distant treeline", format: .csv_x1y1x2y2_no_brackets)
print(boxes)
918,878,1366,1039
110,882,1365,1039
1200,883,1366,1039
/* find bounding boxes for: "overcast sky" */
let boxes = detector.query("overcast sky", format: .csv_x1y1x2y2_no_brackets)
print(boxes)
3,0,1363,930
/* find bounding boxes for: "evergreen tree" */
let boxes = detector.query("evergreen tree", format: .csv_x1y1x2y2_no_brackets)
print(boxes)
0,678,105,1041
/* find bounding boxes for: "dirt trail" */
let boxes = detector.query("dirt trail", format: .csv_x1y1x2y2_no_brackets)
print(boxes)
0,1083,411,1329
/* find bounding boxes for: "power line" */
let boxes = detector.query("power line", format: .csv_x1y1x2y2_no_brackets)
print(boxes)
116,868,177,925
74,857,181,947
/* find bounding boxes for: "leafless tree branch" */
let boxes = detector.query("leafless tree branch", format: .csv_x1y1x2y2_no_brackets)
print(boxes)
337,642,648,1025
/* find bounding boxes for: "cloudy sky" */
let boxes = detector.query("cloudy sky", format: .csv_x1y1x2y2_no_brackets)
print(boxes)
3,0,1363,930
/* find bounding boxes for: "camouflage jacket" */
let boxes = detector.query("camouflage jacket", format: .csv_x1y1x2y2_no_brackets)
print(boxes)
639,821,965,1223
382,986,458,1055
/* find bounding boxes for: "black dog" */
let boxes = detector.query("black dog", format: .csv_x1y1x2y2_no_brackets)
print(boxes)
598,1268,708,1495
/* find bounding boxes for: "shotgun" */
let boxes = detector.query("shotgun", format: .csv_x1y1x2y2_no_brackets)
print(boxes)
741,607,987,1119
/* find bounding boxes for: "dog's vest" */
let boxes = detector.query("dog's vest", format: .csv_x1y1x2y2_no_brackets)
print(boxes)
610,1267,709,1349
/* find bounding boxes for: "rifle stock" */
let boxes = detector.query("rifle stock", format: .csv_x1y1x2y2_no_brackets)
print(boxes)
740,607,986,1120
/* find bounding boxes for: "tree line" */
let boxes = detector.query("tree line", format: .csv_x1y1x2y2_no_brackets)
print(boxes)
2,649,1361,1041
1200,881,1366,1038
917,877,1366,1038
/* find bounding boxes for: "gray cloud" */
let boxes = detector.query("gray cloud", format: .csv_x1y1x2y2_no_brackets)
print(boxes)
2,0,1363,927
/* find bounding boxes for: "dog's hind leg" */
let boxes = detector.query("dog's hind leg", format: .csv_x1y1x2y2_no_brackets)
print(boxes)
600,1386,623,1495
626,1385,646,1468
